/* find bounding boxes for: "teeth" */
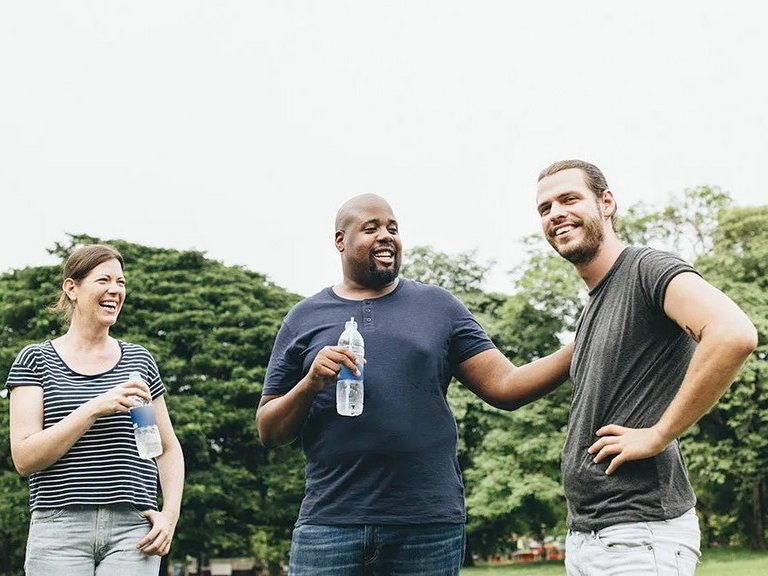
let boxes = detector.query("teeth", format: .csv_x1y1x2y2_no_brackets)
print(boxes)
555,225,575,236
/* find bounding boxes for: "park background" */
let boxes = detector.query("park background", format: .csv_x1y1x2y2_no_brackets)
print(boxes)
1,1,767,575
1,188,767,574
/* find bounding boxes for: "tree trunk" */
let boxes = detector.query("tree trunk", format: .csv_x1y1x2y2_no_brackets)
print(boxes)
751,479,766,550
462,534,475,567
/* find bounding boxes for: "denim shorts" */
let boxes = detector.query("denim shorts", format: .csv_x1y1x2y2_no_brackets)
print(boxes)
25,504,161,576
565,507,701,576
288,523,466,575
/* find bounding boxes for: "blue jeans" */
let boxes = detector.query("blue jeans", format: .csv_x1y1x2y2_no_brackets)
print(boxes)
25,504,161,576
288,523,465,575
565,508,701,576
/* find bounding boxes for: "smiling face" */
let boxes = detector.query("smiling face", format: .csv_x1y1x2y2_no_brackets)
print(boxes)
64,258,126,329
335,194,402,291
536,168,611,266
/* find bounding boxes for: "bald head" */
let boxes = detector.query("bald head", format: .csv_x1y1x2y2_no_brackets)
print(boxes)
335,194,394,232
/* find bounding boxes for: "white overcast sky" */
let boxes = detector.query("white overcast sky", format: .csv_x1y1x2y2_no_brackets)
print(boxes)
1,2,766,297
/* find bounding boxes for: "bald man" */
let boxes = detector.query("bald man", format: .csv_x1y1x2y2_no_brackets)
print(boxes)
257,194,573,575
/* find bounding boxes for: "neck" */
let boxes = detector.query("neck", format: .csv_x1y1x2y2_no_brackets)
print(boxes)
334,277,400,300
59,320,112,350
575,234,626,290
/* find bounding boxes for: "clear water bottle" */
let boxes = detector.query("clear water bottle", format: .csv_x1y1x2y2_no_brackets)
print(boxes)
337,317,364,416
128,371,164,459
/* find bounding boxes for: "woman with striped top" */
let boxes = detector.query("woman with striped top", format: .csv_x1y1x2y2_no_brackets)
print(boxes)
5,244,185,576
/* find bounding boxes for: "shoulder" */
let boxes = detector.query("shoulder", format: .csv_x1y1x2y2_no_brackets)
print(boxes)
396,278,470,316
398,278,458,301
13,341,48,366
634,246,694,269
119,341,160,365
282,289,328,322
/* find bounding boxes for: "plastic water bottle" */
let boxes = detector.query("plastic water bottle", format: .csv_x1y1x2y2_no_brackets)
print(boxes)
128,371,163,459
336,317,364,416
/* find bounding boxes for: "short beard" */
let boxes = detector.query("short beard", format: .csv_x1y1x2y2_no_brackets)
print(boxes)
548,216,604,266
366,256,400,288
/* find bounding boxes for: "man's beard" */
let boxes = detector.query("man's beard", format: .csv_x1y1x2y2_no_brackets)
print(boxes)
548,215,604,266
365,255,400,288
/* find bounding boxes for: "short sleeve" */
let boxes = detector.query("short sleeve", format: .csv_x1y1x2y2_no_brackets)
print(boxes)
637,249,701,313
445,292,496,366
5,344,44,391
263,319,305,396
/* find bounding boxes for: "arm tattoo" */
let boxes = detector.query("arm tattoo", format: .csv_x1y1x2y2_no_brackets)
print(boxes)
685,325,704,343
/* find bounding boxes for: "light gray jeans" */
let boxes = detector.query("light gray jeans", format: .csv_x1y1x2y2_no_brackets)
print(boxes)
565,507,701,576
25,504,161,576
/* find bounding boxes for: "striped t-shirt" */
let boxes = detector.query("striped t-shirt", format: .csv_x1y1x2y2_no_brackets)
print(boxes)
5,340,166,511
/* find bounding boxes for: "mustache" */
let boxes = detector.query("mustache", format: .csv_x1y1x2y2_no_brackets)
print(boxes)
548,219,583,238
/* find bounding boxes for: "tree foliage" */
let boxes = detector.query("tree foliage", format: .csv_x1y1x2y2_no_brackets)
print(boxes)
683,206,768,549
1,186,765,575
0,234,305,574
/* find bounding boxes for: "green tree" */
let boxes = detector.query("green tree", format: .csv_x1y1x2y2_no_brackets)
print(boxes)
402,245,494,293
684,206,768,550
461,247,583,559
0,234,306,574
619,191,767,550
402,245,582,563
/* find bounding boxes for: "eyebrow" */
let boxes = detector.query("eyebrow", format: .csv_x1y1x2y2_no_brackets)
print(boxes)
537,191,583,211
362,218,398,226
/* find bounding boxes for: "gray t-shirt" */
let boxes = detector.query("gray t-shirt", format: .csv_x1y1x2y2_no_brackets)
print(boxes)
564,246,698,531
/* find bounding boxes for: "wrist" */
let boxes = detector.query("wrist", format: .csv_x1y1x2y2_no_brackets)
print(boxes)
651,422,676,449
160,507,180,523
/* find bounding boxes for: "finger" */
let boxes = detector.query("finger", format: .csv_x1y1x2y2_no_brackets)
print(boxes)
595,424,624,436
593,443,622,463
326,352,358,373
605,453,626,475
139,533,167,555
137,525,162,549
587,438,606,454
588,436,618,454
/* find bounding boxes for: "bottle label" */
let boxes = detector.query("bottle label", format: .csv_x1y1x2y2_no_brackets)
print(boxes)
338,364,363,381
130,405,158,428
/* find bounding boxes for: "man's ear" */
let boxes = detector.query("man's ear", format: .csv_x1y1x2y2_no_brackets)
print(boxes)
335,230,345,253
602,190,618,220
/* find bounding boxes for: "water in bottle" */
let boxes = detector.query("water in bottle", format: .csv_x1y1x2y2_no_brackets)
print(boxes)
337,317,364,416
128,371,164,459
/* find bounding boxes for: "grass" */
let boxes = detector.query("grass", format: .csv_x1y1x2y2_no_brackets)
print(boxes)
460,548,768,576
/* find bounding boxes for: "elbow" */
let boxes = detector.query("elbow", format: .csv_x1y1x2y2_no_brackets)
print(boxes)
12,458,34,478
255,414,282,449
257,429,286,449
730,320,758,358
486,396,526,412
717,319,758,360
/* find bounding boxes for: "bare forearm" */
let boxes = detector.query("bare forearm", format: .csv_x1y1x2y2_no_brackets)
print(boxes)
12,403,99,476
460,343,573,411
655,332,756,443
156,435,185,520
256,377,321,447
496,342,573,409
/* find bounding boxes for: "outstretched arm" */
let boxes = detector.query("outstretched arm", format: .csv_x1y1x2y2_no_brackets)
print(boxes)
256,346,359,448
456,342,573,411
589,272,757,474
